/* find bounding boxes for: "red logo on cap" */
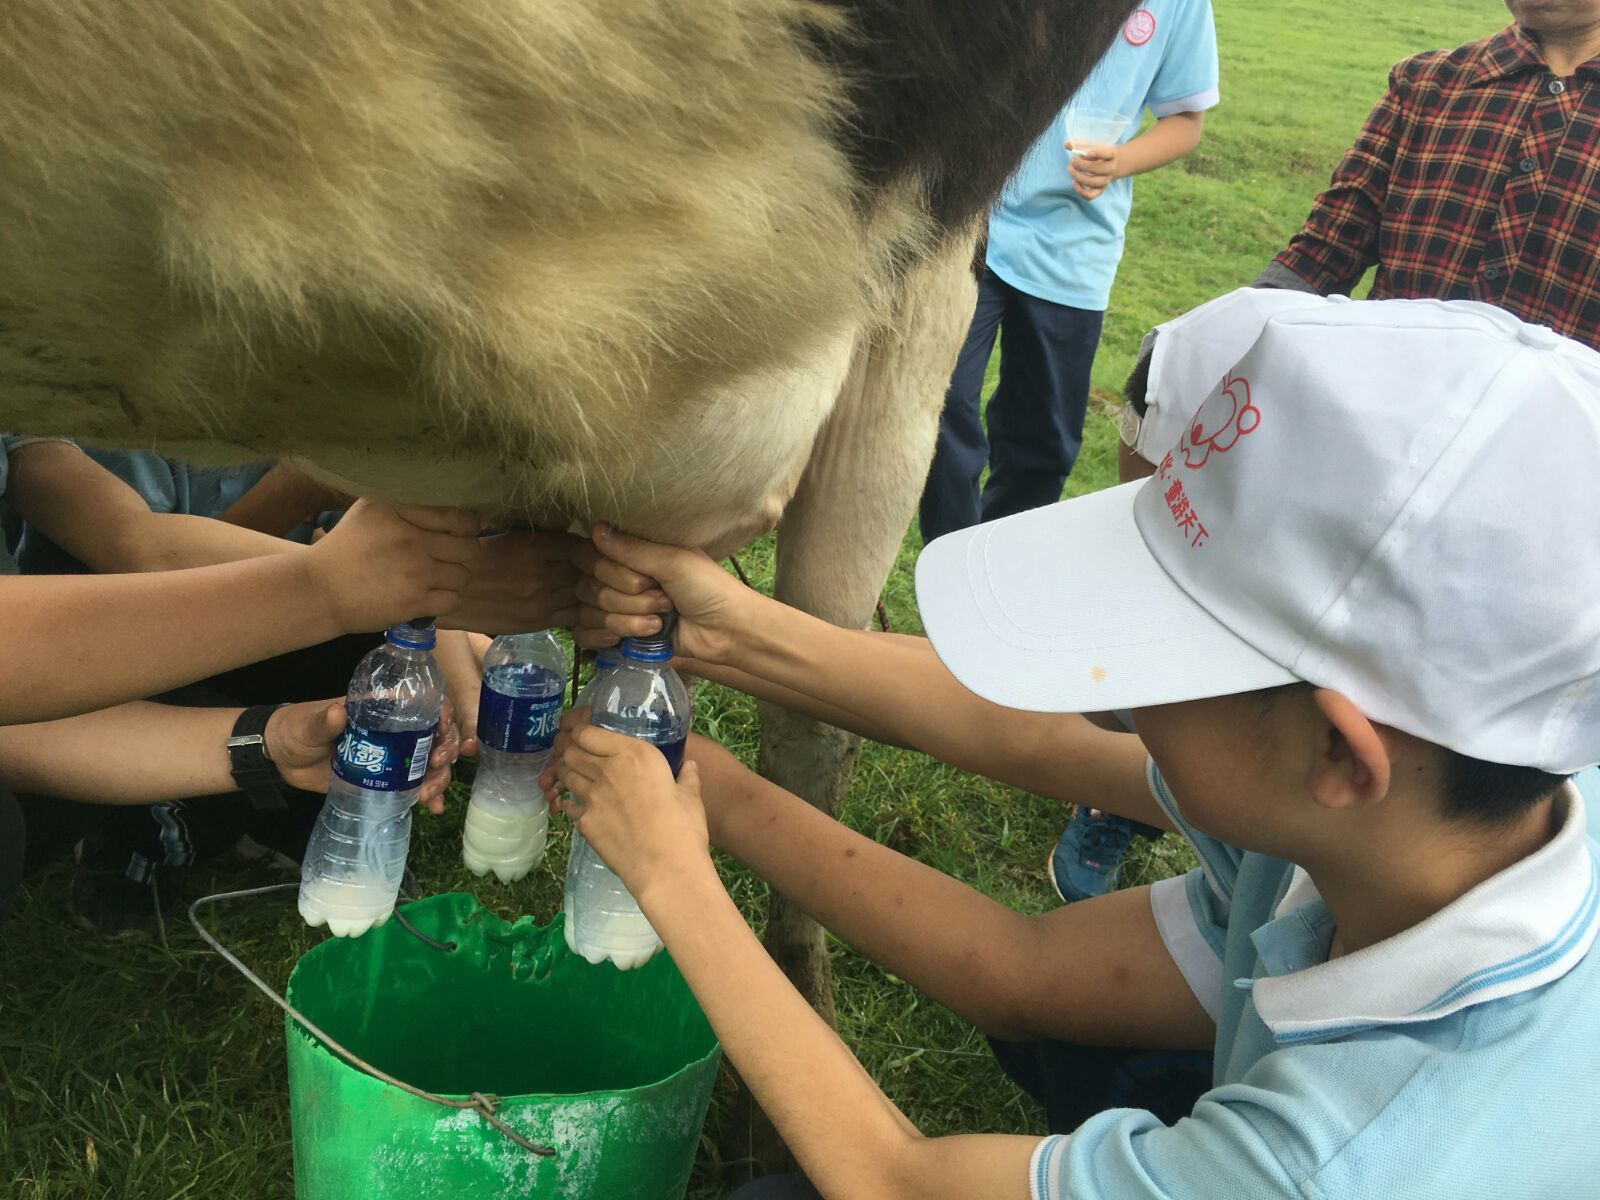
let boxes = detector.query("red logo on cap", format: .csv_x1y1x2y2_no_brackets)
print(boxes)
1124,9,1156,45
1181,372,1260,470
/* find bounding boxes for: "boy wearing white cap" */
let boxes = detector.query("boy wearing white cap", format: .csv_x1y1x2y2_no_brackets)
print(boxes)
553,298,1600,1199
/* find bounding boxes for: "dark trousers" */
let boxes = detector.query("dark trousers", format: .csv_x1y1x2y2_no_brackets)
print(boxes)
22,635,373,889
988,1035,1212,1132
729,1177,822,1200
918,268,1104,544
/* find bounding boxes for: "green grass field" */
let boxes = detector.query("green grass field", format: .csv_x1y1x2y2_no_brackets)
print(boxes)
1,3,1508,1196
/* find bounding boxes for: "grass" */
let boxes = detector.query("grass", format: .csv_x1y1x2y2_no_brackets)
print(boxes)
0,2,1509,1196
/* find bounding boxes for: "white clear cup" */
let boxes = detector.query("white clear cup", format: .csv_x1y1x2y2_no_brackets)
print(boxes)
1062,106,1133,155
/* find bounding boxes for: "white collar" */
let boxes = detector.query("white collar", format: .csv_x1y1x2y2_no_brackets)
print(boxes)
1251,785,1598,1044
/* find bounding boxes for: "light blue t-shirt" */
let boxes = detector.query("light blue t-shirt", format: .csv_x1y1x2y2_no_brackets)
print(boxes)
1031,762,1600,1199
987,0,1219,312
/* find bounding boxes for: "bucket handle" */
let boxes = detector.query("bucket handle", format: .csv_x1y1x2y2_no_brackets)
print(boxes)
189,882,558,1158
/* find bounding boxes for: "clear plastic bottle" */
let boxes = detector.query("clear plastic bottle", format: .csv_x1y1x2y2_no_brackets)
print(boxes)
299,620,444,937
574,646,622,709
461,630,570,883
563,632,689,969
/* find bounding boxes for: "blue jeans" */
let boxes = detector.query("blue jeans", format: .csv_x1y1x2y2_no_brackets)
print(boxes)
919,268,1104,543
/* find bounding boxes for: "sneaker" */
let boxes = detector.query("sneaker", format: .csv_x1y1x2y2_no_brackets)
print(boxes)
68,848,171,939
1048,808,1141,903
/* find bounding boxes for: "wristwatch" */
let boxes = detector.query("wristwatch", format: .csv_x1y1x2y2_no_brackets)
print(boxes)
227,705,289,811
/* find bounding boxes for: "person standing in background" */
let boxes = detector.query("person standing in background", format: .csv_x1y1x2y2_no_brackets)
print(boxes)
918,1,1220,547
919,1,1220,904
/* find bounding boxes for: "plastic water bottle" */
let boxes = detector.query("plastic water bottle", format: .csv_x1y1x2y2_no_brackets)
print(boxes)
461,630,570,883
574,646,622,708
298,620,444,937
563,631,689,969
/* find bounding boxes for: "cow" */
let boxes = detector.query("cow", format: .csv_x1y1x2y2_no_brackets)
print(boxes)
0,0,1135,1168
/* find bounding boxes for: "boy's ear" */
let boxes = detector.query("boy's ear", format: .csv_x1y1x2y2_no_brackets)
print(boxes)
1308,689,1392,810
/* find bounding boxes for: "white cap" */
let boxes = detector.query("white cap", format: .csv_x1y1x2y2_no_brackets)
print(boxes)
918,298,1600,774
1123,288,1342,464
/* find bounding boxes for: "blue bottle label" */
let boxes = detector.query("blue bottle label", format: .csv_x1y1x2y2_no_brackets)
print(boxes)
659,736,687,779
333,720,438,791
477,685,565,754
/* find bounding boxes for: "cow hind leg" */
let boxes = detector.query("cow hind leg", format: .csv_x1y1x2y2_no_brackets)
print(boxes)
734,232,979,1175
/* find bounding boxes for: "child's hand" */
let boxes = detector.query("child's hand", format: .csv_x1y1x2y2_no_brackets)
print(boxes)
540,705,591,811
1066,143,1120,200
265,697,460,813
442,530,582,635
571,524,753,664
306,501,483,633
551,725,711,897
434,630,490,758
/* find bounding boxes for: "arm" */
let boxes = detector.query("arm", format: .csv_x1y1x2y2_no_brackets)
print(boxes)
685,735,1207,1047
696,624,1161,824
1270,62,1407,295
6,441,299,570
1066,110,1206,201
551,730,1212,1200
575,528,1164,825
650,858,1037,1200
216,461,351,537
0,698,459,808
0,501,480,724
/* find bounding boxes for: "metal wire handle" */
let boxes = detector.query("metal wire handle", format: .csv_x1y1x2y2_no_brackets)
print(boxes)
188,882,558,1157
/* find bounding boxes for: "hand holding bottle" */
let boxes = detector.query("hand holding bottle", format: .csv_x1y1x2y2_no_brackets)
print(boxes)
570,524,756,666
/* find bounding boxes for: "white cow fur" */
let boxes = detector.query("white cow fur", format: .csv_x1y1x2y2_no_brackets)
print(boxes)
0,0,942,555
0,2,980,1067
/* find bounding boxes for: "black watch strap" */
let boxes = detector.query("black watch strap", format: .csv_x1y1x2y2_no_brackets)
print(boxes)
228,705,288,812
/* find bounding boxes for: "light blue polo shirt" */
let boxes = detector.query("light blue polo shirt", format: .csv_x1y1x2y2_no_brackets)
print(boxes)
1031,761,1600,1199
987,0,1219,312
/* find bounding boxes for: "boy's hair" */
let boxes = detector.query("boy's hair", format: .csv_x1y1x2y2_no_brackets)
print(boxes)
1255,684,1568,826
1444,755,1569,828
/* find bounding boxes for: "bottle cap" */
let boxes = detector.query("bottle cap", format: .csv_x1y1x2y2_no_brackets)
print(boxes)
386,619,437,651
620,612,675,662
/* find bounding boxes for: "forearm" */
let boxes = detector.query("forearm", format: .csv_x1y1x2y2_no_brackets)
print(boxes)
1112,110,1204,179
105,512,301,571
681,659,902,745
691,737,1046,1038
725,601,971,745
640,862,933,1197
644,863,1039,1199
694,737,1210,1049
218,463,348,537
0,558,342,723
6,441,298,571
0,702,240,802
719,604,1161,819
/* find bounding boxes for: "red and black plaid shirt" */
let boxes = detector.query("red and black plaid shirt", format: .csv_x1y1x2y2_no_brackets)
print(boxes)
1275,25,1600,348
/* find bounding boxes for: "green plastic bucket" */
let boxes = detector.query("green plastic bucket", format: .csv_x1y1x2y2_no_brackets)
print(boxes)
283,892,720,1199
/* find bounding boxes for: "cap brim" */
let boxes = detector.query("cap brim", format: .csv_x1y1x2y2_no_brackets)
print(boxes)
914,482,1297,713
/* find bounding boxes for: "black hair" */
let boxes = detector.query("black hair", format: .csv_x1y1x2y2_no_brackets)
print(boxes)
1124,336,1155,416
1253,684,1567,827
810,1,1138,232
1442,754,1569,829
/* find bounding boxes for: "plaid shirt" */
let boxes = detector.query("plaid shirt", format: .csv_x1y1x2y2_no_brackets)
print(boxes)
1274,25,1600,348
